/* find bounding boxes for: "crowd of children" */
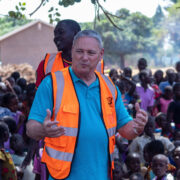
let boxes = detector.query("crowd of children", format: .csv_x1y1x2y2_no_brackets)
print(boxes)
111,59,180,179
0,58,180,180
0,71,36,180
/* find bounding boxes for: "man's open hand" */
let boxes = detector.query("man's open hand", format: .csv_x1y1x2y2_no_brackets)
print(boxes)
43,109,65,137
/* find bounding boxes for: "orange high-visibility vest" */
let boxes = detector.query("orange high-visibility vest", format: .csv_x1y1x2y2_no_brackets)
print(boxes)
41,67,117,179
43,51,104,75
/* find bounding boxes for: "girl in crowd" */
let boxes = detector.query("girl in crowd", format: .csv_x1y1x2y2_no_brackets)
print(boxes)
0,121,17,180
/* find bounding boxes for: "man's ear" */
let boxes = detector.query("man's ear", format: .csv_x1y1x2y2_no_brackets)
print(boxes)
100,48,104,57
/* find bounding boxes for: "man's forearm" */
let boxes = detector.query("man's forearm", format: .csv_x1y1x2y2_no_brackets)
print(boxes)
26,120,45,141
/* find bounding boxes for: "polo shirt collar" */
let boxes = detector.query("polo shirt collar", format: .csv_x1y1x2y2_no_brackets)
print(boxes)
69,67,83,83
69,67,98,86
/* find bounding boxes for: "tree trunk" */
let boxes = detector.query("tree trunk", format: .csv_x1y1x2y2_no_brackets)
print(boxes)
119,54,125,69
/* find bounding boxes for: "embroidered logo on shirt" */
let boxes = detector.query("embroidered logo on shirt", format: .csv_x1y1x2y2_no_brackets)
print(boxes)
107,97,113,107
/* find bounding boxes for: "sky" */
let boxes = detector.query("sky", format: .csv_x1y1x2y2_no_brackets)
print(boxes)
0,0,170,23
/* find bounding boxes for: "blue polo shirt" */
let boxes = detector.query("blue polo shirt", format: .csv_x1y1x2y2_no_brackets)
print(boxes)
28,67,132,180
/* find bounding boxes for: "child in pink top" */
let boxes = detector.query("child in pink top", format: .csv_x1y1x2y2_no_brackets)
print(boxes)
156,86,173,114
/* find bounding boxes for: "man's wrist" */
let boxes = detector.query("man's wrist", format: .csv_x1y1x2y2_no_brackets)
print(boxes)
133,128,142,136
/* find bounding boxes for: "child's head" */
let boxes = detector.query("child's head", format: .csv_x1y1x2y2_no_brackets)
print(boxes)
109,68,118,83
13,85,22,98
129,172,144,180
143,140,165,164
10,134,24,154
125,153,141,173
137,58,147,72
116,81,126,95
154,70,164,84
151,154,168,178
173,146,180,168
11,71,20,82
2,92,19,112
123,67,132,78
0,121,9,143
166,69,176,84
163,86,173,99
173,82,180,100
155,113,168,130
139,69,150,84
144,116,155,136
115,136,128,153
16,78,27,91
26,83,36,106
2,116,17,134
6,76,15,87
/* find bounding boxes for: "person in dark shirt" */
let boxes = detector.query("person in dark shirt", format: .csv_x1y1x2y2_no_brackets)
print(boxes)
167,82,180,129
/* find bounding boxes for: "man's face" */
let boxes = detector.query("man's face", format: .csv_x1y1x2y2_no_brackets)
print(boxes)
54,22,75,51
71,37,104,76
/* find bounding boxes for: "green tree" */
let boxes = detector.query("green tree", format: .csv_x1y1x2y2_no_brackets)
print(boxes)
153,5,165,27
95,10,157,68
165,0,180,54
0,16,31,36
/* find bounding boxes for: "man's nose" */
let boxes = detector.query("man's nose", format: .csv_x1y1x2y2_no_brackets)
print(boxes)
82,52,88,60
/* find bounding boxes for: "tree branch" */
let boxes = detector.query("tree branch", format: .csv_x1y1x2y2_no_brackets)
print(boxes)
95,0,123,31
29,0,46,17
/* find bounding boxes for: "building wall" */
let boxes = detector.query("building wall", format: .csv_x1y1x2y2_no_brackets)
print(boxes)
0,22,57,70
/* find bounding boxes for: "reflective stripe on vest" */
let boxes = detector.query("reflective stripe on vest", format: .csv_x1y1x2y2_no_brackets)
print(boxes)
96,59,104,74
42,67,117,179
45,146,73,162
44,52,64,75
100,73,116,103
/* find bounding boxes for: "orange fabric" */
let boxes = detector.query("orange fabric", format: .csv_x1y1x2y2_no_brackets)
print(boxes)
51,52,64,73
42,68,117,179
101,59,104,74
44,52,65,75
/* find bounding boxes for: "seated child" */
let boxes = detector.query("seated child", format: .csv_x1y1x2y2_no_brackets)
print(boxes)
151,154,174,180
0,121,17,180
